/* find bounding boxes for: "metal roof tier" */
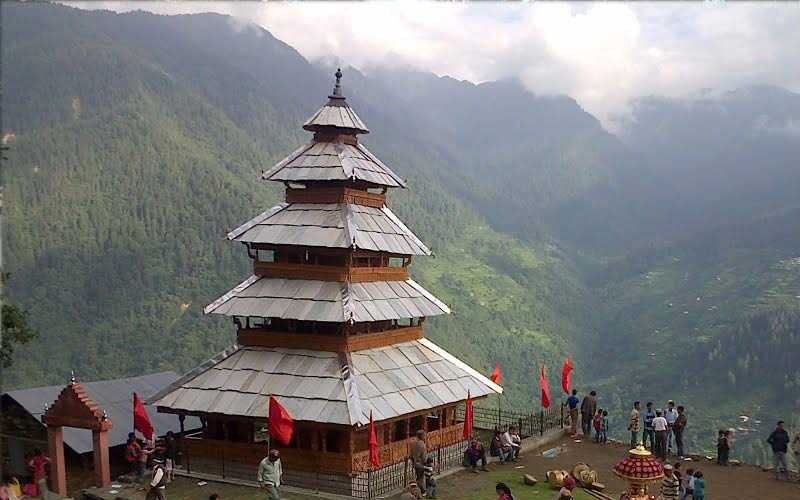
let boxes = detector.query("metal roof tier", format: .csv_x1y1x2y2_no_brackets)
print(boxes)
149,339,502,426
261,141,405,188
204,277,450,322
302,67,370,135
227,202,430,256
303,100,369,134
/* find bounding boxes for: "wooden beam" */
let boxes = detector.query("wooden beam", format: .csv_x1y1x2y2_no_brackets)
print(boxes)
253,261,409,282
237,326,422,351
92,429,111,488
47,426,67,496
285,186,386,208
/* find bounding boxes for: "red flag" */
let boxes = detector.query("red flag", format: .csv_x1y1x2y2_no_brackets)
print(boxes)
463,390,474,439
490,363,502,385
539,365,551,409
268,396,295,446
133,392,154,441
368,411,380,469
561,357,574,394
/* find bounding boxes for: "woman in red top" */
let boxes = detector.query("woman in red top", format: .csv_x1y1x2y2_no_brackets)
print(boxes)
28,448,50,498
495,482,514,500
593,409,603,442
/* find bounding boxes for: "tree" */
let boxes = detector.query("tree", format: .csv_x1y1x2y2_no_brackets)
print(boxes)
2,274,38,367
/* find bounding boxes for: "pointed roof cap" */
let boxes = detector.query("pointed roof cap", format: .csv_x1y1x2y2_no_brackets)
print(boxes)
303,68,370,134
41,379,112,431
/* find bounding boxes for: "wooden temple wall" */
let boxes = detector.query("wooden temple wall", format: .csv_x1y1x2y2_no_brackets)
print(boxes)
180,409,465,496
238,325,423,352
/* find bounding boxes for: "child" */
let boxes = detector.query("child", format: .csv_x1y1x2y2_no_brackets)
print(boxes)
495,482,514,500
7,477,22,500
164,431,178,482
423,457,437,499
510,427,522,459
717,430,730,465
600,410,609,444
692,471,705,500
681,468,694,500
593,409,603,443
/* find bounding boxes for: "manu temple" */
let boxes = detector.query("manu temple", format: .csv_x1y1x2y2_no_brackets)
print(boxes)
149,70,502,495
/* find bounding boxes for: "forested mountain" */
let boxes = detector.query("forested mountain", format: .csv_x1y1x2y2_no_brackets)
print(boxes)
1,2,595,407
3,2,799,464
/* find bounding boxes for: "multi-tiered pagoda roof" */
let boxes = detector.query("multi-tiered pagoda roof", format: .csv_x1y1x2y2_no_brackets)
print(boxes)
151,68,500,430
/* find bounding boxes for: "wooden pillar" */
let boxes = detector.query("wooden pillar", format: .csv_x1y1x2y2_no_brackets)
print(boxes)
47,426,67,496
92,429,111,487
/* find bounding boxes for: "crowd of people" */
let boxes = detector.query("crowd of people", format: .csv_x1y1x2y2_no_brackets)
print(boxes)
625,399,688,460
0,448,51,500
3,408,798,500
123,431,180,500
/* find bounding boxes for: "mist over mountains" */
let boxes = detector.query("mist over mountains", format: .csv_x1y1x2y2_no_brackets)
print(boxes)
4,2,799,464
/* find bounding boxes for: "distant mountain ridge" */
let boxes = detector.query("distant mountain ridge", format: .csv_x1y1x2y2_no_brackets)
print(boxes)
4,2,799,465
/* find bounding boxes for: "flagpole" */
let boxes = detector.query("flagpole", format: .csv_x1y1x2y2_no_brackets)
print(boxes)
497,392,501,431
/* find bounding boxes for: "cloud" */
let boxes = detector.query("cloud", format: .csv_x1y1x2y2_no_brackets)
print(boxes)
753,115,800,138
64,1,800,128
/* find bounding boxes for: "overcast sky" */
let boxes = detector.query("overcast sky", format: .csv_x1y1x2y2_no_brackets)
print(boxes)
67,1,800,126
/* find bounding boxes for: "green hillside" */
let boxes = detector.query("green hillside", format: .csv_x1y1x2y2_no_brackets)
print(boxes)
1,2,592,410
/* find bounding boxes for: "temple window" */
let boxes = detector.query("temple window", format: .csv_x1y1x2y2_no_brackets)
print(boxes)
409,415,424,434
257,248,275,262
297,428,314,450
427,410,442,431
392,419,408,442
324,430,343,453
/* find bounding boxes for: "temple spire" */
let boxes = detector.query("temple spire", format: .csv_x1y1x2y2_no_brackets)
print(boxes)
332,68,343,98
301,66,371,136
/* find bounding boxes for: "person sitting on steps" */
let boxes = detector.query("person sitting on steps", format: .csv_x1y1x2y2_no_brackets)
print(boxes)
464,438,488,472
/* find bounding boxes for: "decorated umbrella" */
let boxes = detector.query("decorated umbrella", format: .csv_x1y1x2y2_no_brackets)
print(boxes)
612,445,664,500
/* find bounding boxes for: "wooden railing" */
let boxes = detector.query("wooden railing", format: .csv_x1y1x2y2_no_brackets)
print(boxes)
253,261,409,282
351,423,464,472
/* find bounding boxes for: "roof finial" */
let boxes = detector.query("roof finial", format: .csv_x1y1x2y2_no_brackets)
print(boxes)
333,68,343,97
70,370,76,384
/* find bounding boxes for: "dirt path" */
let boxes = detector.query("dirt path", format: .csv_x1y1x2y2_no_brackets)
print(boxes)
433,435,800,500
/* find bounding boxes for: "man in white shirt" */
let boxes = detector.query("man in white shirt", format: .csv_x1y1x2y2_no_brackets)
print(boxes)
665,400,679,455
505,426,522,460
258,450,283,500
501,428,519,462
652,410,669,460
145,457,167,500
628,401,641,448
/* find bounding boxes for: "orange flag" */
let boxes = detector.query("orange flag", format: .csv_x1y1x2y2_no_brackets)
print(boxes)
368,411,380,468
561,357,574,394
268,396,295,446
539,365,551,409
490,363,502,385
133,392,154,440
463,390,474,439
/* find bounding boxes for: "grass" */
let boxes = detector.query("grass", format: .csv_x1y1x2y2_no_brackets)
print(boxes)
433,469,594,500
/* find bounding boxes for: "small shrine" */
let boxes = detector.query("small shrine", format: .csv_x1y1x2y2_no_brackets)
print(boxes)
149,69,502,496
41,377,113,495
612,445,664,500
